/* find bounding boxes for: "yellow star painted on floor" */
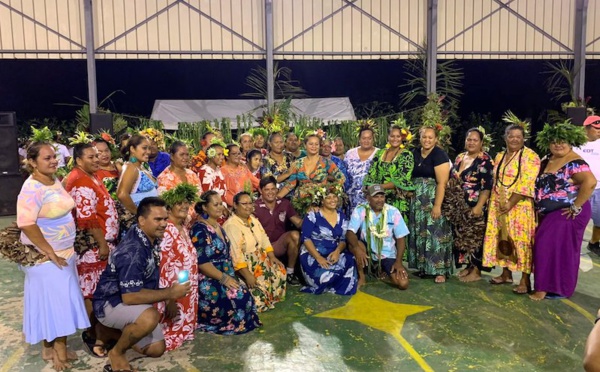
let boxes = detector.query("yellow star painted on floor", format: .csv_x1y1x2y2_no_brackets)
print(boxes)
316,291,434,372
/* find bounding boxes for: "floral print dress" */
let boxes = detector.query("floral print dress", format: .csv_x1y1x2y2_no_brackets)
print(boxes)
299,211,357,295
223,215,286,312
284,156,346,216
482,147,540,273
157,223,199,350
190,222,261,334
64,167,119,298
344,147,379,211
445,152,493,267
364,148,415,216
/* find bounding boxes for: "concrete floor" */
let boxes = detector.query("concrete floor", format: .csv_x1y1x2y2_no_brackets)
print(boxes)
0,215,597,372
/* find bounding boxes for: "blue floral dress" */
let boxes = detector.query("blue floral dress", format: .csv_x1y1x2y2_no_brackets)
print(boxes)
299,211,357,295
344,147,378,210
190,222,261,335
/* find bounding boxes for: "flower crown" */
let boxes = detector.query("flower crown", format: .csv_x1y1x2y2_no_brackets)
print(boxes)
502,110,531,139
311,183,345,205
139,128,165,150
96,131,116,146
206,138,229,158
535,120,588,153
387,116,414,150
313,128,327,141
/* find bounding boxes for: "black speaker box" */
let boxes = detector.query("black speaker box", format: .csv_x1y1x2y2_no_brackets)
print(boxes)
0,112,19,173
567,107,587,126
0,173,24,216
90,113,113,134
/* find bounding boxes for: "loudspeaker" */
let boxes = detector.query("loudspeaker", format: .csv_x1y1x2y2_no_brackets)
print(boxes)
0,112,19,173
567,107,587,126
0,173,24,216
90,113,113,134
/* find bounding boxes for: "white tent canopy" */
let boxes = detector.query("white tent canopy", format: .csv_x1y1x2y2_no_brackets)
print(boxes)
151,98,356,130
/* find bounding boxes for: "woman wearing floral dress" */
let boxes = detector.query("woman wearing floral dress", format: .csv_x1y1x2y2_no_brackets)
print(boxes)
407,126,453,283
530,122,596,300
277,134,345,216
364,124,415,217
64,142,119,357
197,143,227,202
445,128,493,283
300,187,357,295
483,124,540,294
94,137,120,202
320,137,351,192
223,191,287,312
260,132,295,191
344,125,379,210
222,144,260,207
191,191,261,333
157,184,199,350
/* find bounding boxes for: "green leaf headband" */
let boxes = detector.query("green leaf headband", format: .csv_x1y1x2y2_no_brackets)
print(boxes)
535,120,588,153
160,183,200,208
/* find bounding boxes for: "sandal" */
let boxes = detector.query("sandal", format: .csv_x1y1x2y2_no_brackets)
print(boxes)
82,331,107,358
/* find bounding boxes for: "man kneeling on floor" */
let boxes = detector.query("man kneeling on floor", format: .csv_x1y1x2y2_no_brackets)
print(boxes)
346,185,410,290
93,197,191,372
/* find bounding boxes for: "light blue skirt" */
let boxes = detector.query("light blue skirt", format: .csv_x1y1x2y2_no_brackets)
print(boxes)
21,254,90,344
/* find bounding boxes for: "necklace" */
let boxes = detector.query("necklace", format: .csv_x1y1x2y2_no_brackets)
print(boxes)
495,148,523,189
385,147,401,162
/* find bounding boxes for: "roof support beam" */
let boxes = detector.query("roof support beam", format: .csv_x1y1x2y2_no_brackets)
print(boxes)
84,0,97,114
426,0,438,94
574,0,589,102
265,0,274,107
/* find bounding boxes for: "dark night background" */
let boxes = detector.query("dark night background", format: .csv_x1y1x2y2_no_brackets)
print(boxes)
1,58,599,133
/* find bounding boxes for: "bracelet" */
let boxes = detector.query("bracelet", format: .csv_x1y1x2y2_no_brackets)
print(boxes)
570,204,582,216
219,273,228,284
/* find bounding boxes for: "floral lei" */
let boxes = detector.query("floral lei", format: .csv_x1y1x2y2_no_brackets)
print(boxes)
364,203,389,274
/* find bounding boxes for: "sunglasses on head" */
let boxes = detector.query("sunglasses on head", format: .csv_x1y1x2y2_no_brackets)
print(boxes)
590,120,600,125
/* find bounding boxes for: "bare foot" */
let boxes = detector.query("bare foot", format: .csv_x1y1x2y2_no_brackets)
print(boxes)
458,267,472,278
529,291,547,301
42,341,79,360
107,348,133,371
52,349,71,371
434,275,446,283
489,275,513,285
357,275,366,288
459,270,481,283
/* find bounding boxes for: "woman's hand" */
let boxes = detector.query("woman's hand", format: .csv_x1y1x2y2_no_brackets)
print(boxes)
271,256,284,269
327,250,340,264
316,255,330,269
431,205,442,219
499,201,513,215
243,274,257,288
471,205,483,218
48,252,68,269
165,299,179,320
223,275,241,290
98,242,110,261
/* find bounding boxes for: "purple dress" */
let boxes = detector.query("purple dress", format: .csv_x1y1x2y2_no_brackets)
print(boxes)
533,158,592,298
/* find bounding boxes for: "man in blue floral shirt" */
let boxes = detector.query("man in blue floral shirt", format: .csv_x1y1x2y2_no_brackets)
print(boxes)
346,185,410,290
93,197,190,372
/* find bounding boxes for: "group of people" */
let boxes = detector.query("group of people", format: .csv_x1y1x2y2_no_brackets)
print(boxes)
13,113,600,371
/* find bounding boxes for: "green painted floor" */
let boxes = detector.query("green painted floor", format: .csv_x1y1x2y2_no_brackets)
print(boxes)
0,215,597,371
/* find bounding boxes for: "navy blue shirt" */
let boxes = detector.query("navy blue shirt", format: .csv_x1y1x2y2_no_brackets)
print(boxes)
93,225,161,318
148,151,171,178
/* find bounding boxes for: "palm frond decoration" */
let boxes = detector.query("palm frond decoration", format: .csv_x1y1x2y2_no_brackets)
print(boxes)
160,183,200,208
30,126,54,143
68,131,94,146
242,62,308,99
535,120,588,154
502,110,531,138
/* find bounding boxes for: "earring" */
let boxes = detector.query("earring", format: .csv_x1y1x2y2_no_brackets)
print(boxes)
129,156,138,163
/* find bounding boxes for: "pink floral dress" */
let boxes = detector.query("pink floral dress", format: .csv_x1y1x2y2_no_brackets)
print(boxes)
157,222,199,351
